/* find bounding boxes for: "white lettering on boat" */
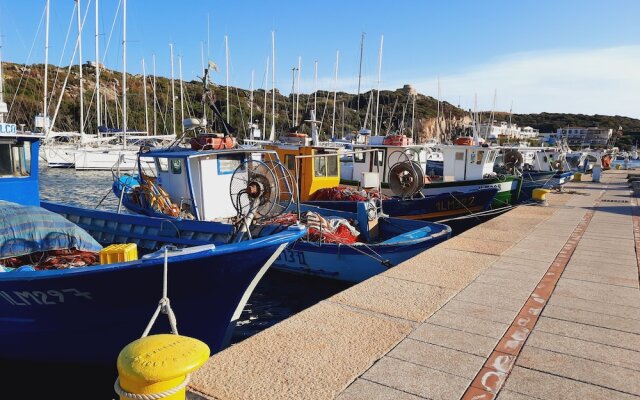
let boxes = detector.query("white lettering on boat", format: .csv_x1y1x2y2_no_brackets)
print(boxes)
0,288,92,306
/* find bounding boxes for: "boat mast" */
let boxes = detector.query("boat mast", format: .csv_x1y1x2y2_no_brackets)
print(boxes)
95,0,100,133
270,31,275,141
263,56,269,140
412,91,416,142
436,77,441,142
200,42,206,124
43,0,50,132
0,37,4,123
122,0,127,148
225,35,230,123
374,35,383,136
169,43,176,136
356,32,364,126
290,66,296,126
313,60,318,117
142,58,149,134
331,50,339,139
76,0,85,137
179,55,184,134
152,54,157,135
295,56,301,126
249,69,254,134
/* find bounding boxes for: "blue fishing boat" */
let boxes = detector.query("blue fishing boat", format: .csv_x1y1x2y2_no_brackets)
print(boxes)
0,128,305,364
113,143,452,283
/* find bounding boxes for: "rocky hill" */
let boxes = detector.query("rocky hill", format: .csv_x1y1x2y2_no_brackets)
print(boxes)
2,61,639,143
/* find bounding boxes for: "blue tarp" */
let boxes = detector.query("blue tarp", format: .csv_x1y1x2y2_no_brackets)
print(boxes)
0,201,102,259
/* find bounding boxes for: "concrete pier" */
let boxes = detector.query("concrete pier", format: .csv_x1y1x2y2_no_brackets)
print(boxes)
188,170,640,400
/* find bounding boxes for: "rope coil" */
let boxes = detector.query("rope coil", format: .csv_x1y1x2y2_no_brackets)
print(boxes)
113,375,190,400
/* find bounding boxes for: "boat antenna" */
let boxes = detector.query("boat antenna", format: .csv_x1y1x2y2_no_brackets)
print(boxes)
356,32,365,127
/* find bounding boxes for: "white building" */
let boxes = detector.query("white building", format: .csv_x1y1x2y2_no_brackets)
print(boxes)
556,127,613,147
478,121,539,140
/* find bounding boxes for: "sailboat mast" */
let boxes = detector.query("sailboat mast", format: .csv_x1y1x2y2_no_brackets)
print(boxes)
43,0,50,131
295,56,301,126
95,0,100,131
142,58,149,134
152,54,157,135
249,69,254,134
412,92,416,142
436,77,441,142
331,50,339,139
263,56,269,140
201,42,206,123
76,0,85,136
313,60,318,117
179,56,184,133
169,43,175,136
270,31,275,140
225,35,230,123
122,0,127,147
356,32,364,118
374,35,383,136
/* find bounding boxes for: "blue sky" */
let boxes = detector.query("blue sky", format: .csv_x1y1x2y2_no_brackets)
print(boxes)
1,0,639,117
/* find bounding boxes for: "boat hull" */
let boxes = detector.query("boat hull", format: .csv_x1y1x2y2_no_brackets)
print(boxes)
74,149,155,171
271,218,450,283
0,203,303,364
304,189,498,221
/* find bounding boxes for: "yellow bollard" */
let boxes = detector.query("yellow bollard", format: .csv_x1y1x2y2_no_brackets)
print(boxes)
532,188,551,202
574,172,582,182
115,334,210,400
616,164,622,170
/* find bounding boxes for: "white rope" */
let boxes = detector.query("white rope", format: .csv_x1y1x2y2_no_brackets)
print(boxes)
141,246,179,338
113,375,190,400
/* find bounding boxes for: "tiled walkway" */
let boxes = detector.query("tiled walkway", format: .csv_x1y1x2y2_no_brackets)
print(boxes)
338,171,640,399
189,170,640,400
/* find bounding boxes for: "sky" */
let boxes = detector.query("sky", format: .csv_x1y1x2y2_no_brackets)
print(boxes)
1,0,639,118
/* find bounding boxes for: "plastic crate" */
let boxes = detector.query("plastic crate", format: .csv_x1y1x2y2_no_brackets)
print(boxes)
99,243,138,265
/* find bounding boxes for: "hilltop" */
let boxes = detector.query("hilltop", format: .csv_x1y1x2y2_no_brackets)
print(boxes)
2,61,639,143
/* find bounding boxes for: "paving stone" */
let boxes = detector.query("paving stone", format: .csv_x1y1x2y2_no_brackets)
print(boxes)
542,305,640,334
535,316,640,352
495,389,537,400
428,309,510,339
454,282,531,311
330,275,457,322
489,262,549,274
553,279,640,308
561,270,639,288
481,267,547,283
547,294,640,320
383,247,497,290
336,378,423,400
525,330,640,371
503,366,639,400
516,346,640,395
389,338,485,379
501,247,558,262
190,301,414,400
495,256,552,269
362,356,470,400
564,261,639,279
410,323,498,357
439,237,515,256
474,274,540,292
439,300,518,324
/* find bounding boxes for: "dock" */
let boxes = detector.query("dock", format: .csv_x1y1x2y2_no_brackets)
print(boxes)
188,169,640,400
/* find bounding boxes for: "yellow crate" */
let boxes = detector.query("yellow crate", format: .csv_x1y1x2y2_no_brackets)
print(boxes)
99,243,138,265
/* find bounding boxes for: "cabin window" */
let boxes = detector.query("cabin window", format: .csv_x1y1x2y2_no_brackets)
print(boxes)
285,154,296,171
170,159,182,174
314,156,327,177
354,152,365,163
218,153,245,174
476,150,485,165
326,155,338,176
156,157,169,172
374,150,384,167
0,141,31,178
455,152,464,161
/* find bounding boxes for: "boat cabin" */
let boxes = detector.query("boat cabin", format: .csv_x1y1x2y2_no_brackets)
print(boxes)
264,143,342,202
341,143,439,185
441,145,499,182
137,148,279,221
0,123,44,206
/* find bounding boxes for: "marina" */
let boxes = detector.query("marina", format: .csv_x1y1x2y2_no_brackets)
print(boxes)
0,0,638,398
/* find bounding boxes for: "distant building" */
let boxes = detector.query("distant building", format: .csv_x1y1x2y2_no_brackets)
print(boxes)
556,127,612,147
